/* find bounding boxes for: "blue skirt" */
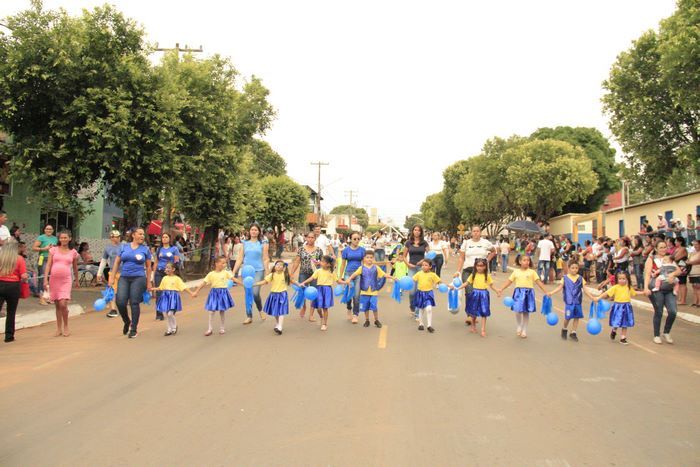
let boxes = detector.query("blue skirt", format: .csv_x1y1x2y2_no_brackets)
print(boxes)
156,290,182,313
564,303,584,320
205,288,235,311
413,290,436,309
466,289,491,317
264,291,289,317
609,302,634,328
512,288,536,313
312,285,334,309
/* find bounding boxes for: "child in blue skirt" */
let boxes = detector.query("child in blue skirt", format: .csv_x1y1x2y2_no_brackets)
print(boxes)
151,262,196,336
255,260,291,335
411,259,447,333
456,258,498,337
605,271,636,345
547,260,599,342
497,255,548,339
297,256,337,331
193,256,237,336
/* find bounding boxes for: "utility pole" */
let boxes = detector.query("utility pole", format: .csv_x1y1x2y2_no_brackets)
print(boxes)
310,162,329,223
344,190,358,207
153,43,203,235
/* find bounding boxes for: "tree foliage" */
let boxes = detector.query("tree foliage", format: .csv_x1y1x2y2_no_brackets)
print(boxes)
257,175,308,230
420,192,451,232
530,127,618,212
404,213,424,231
329,205,369,229
602,0,700,191
245,139,286,177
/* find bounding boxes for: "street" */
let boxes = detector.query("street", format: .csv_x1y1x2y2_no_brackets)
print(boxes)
1,273,699,466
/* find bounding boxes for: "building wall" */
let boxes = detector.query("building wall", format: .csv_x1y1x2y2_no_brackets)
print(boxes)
548,214,583,238
603,192,700,238
2,181,43,233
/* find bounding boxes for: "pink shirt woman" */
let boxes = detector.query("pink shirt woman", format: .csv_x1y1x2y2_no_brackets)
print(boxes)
43,231,79,337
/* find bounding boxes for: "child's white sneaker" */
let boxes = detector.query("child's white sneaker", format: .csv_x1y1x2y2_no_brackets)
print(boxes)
663,333,674,344
653,336,662,344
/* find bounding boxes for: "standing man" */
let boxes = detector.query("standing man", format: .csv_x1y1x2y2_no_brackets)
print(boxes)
276,227,286,259
313,224,333,258
0,211,10,247
536,234,555,284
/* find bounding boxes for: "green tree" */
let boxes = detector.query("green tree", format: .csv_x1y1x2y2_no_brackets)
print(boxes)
329,205,369,229
602,0,700,190
440,160,472,230
245,139,286,177
257,176,308,230
0,3,180,224
404,213,424,231
530,126,619,212
420,192,451,231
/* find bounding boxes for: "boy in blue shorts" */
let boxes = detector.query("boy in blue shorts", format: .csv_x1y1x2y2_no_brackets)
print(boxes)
341,250,393,328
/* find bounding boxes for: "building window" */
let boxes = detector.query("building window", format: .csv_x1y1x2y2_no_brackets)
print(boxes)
640,215,647,231
619,219,625,238
41,210,76,234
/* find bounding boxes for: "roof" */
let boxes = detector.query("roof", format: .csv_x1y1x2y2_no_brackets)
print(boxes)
305,185,324,201
604,189,700,214
548,212,589,221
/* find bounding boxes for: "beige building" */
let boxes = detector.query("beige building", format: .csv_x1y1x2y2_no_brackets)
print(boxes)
603,189,700,238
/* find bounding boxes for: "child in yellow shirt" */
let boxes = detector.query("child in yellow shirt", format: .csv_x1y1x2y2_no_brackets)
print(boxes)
456,258,499,337
411,259,448,333
151,262,196,336
497,255,548,339
255,260,292,335
192,256,238,336
297,256,337,331
605,271,636,345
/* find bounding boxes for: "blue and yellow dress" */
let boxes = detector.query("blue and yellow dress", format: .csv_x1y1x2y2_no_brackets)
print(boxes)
204,270,235,311
606,284,636,328
155,275,187,313
412,271,441,309
508,269,540,313
311,269,335,309
562,274,585,320
263,272,290,317
466,273,492,317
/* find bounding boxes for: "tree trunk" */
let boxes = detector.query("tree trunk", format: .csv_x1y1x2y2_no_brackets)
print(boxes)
197,225,218,274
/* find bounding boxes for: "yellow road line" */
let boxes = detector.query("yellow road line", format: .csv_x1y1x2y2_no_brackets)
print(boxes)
377,325,388,349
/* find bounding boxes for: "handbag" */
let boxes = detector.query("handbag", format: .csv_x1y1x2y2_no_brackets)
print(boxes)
20,281,30,299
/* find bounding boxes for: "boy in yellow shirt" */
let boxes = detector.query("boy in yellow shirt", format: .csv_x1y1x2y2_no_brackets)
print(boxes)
341,250,395,328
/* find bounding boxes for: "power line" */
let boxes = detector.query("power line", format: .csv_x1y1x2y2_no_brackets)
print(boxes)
310,161,329,217
344,190,358,207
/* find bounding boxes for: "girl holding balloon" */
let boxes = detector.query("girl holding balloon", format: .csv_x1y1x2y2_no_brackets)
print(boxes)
456,258,499,337
255,260,292,335
192,256,238,336
150,262,196,336
296,256,336,331
496,255,548,339
546,261,598,342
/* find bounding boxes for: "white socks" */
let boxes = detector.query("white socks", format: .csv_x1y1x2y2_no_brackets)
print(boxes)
515,313,529,333
219,311,225,331
276,316,284,331
418,306,433,327
167,312,176,331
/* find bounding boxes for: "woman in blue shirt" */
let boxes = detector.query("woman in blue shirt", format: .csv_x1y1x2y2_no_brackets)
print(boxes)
109,227,153,338
152,232,180,321
341,232,366,323
233,223,270,324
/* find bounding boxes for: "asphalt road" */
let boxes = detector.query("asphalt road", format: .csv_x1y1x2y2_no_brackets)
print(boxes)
1,270,699,466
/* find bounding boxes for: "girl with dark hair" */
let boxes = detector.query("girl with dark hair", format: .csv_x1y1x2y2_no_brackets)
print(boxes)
606,271,636,345
405,225,428,320
630,236,645,290
456,258,498,336
152,233,180,321
613,238,631,273
232,222,270,324
496,255,547,339
255,260,292,335
297,256,337,331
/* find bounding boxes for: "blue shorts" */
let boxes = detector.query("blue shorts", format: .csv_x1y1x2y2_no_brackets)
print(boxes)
359,295,378,312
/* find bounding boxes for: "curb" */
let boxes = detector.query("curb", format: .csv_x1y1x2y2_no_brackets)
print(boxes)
0,277,208,334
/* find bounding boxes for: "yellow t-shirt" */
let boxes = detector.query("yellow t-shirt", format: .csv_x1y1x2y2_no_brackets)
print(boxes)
467,273,493,290
508,269,541,288
606,284,636,303
204,270,234,288
413,271,441,292
158,275,187,292
349,265,387,296
265,273,288,293
560,274,587,286
312,269,335,286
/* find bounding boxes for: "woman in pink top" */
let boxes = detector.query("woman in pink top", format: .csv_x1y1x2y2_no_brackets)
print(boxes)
43,231,79,337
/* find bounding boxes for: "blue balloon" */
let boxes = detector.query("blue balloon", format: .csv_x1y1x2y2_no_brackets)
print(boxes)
598,299,611,312
452,277,462,288
142,291,151,305
503,297,515,307
304,286,319,301
438,283,448,293
425,251,437,260
93,298,106,311
243,276,255,288
227,279,234,288
241,265,256,278
587,317,602,335
334,284,344,296
546,312,559,326
399,276,414,291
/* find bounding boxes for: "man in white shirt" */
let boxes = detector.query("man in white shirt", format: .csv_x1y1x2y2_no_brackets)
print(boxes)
0,211,10,247
536,234,555,284
313,224,333,257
